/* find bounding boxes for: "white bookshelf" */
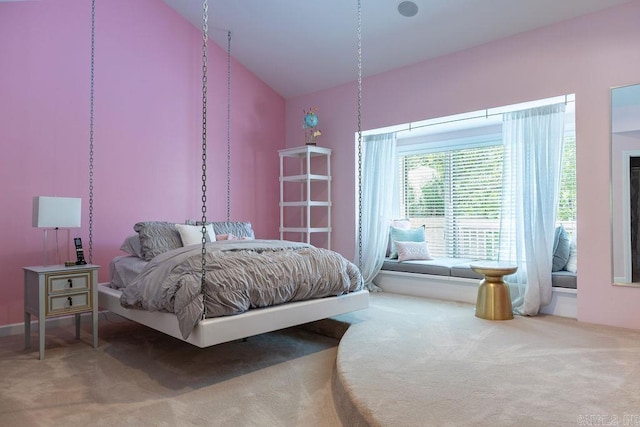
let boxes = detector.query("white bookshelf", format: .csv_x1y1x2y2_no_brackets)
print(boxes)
279,146,332,248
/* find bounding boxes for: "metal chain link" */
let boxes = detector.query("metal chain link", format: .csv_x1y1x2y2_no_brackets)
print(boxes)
200,0,209,317
88,0,96,264
357,0,363,269
226,30,231,222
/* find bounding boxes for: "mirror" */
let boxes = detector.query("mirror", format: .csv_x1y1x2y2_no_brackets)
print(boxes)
611,83,640,284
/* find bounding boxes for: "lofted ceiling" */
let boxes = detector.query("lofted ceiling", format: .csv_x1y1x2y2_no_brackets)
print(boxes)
163,0,633,99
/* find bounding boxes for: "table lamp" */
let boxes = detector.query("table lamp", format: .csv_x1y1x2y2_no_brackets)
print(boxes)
32,196,82,266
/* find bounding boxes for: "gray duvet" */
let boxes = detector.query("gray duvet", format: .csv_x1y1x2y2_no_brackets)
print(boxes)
120,240,363,339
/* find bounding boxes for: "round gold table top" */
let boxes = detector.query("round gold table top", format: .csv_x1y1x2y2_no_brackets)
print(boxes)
470,261,518,277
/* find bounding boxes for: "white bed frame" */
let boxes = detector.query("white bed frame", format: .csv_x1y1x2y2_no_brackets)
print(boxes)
98,284,369,347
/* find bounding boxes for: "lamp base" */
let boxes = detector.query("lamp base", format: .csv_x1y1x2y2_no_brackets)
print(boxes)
41,228,73,266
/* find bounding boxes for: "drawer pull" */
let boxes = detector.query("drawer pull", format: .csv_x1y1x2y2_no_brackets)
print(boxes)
68,296,73,307
68,279,73,288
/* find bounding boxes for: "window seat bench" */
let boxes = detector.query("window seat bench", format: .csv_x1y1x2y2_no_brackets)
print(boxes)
381,258,576,289
375,258,577,318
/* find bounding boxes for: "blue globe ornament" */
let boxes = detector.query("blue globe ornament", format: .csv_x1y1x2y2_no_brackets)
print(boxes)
304,112,319,128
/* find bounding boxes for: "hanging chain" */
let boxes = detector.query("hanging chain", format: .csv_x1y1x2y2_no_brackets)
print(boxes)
357,0,363,269
88,0,96,264
226,30,231,222
200,0,209,316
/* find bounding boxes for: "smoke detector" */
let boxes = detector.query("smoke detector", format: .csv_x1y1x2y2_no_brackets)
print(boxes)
398,1,419,18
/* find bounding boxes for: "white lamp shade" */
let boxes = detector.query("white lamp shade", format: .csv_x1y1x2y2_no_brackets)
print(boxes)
32,196,82,228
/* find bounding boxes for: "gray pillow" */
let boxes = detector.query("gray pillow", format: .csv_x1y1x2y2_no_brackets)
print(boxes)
185,220,255,239
552,225,570,272
119,234,144,259
134,221,183,261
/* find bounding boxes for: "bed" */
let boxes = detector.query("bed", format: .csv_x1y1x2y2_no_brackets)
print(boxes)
97,221,369,347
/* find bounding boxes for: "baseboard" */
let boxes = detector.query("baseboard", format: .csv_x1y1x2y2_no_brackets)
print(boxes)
373,270,577,319
0,311,106,338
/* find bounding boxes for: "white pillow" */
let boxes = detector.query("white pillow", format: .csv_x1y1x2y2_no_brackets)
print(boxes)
175,223,216,246
565,232,577,273
396,241,433,262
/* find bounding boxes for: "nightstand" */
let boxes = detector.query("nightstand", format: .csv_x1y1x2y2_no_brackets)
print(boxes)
23,264,100,359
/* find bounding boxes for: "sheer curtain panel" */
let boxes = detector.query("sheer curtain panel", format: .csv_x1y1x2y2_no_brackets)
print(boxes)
499,103,566,315
359,132,397,290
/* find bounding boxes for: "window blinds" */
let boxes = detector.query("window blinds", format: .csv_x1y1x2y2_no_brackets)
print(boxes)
399,144,503,259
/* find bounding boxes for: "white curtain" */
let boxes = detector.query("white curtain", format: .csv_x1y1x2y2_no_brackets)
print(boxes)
499,103,566,315
358,132,397,290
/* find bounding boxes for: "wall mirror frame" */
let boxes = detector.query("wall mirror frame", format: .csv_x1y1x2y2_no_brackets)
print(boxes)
611,83,640,286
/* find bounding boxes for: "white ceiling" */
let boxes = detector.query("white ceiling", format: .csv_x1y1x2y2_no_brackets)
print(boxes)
163,0,632,99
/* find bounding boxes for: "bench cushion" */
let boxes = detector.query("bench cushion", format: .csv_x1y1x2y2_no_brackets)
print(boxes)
551,270,577,289
381,257,576,289
450,262,484,280
382,258,475,277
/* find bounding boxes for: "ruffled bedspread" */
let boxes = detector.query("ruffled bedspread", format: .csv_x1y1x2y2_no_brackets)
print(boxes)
120,240,363,338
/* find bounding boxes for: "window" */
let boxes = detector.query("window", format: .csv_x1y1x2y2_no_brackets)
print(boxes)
394,98,576,260
557,134,576,237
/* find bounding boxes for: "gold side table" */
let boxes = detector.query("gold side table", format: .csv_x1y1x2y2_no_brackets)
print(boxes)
470,261,517,321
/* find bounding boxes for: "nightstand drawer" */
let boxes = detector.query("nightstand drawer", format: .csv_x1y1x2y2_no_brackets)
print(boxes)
47,271,91,294
47,292,91,315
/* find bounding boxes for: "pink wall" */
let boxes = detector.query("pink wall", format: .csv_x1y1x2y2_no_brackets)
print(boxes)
0,0,284,327
286,1,640,330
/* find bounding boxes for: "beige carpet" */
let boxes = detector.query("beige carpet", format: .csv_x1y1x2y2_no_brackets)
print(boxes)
334,294,640,426
1,315,343,426
2,293,640,426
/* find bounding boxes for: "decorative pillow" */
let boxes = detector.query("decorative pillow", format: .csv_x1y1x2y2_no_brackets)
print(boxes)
552,225,571,272
396,241,433,262
564,231,577,273
216,233,252,241
185,220,255,240
389,225,426,259
386,219,412,257
119,234,144,259
175,223,215,246
216,233,234,241
134,221,183,261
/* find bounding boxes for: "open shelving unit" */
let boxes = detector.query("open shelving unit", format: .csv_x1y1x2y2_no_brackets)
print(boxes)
279,145,332,248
